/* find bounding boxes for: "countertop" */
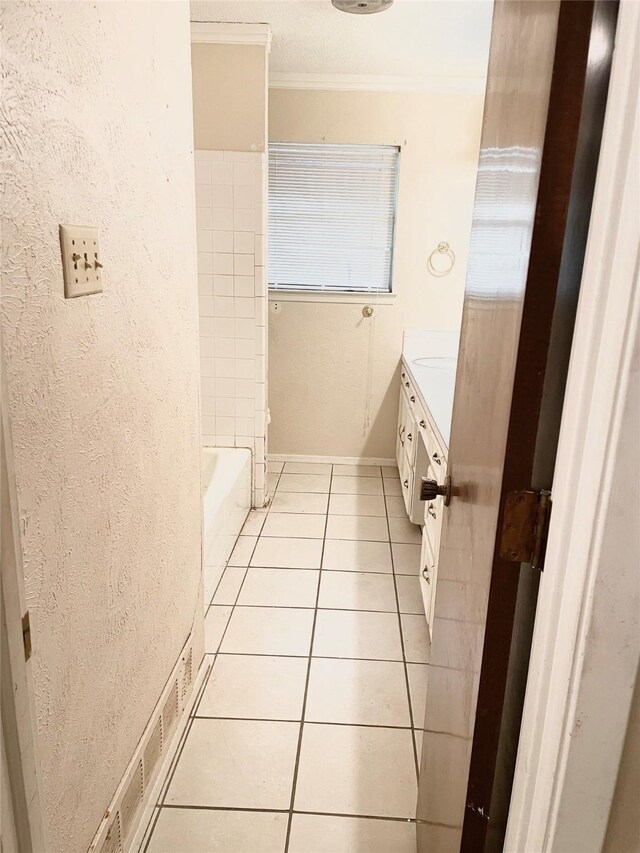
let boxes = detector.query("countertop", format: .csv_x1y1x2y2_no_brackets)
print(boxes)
401,330,459,449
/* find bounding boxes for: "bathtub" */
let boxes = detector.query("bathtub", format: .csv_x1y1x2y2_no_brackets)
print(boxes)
202,447,252,605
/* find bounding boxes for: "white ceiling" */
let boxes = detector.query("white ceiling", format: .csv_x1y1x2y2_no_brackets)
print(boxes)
190,0,493,82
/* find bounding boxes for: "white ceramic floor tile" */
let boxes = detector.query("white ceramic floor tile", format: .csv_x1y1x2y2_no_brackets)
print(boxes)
382,465,399,477
204,606,232,653
331,476,384,495
294,724,417,818
270,492,329,514
305,658,411,726
266,472,281,493
220,606,314,656
313,609,402,661
395,574,425,615
392,542,421,575
322,539,392,573
261,512,326,539
166,718,299,809
288,814,416,853
385,496,407,517
382,477,402,496
277,473,331,493
407,663,429,729
198,654,308,720
388,515,422,544
283,461,332,474
332,464,381,477
329,493,386,517
148,808,288,853
325,514,389,542
229,535,257,566
251,536,323,569
242,510,268,536
211,567,246,605
318,571,397,612
401,614,431,663
237,568,319,608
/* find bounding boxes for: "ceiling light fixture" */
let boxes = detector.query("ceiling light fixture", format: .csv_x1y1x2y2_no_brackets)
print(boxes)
331,0,394,14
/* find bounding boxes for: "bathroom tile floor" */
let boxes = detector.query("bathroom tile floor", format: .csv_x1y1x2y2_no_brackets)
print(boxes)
144,461,429,853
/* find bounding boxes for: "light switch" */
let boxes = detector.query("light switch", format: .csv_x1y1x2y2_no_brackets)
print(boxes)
59,225,103,298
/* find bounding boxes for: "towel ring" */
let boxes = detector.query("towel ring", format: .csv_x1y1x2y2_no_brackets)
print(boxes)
427,242,455,277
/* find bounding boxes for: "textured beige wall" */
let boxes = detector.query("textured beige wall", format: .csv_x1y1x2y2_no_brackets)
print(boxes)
192,43,266,152
1,3,203,851
267,88,484,458
604,670,640,853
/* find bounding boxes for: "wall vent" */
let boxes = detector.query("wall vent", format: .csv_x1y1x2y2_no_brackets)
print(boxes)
180,647,193,701
162,679,179,739
143,716,163,784
88,632,198,853
99,813,122,853
120,760,144,840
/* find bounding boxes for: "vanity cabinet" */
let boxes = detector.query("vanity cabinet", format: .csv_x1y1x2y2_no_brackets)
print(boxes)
396,360,449,632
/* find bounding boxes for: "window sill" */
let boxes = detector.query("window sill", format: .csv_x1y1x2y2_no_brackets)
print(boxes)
268,289,396,305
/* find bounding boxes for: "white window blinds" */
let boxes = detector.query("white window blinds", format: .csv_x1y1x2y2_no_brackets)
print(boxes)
268,142,400,294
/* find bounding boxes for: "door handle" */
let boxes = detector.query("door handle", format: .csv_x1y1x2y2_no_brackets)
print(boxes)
420,475,452,506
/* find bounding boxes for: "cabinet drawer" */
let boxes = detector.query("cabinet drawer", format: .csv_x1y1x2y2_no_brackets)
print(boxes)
400,367,419,411
423,496,441,556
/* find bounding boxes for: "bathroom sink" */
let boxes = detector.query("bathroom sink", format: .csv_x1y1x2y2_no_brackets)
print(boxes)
412,357,456,369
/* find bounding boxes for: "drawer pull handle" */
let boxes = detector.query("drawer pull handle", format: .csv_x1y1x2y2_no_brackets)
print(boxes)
428,505,437,519
422,567,431,584
410,395,416,403
432,452,442,466
407,433,413,442
401,372,406,379
403,479,409,489
405,381,410,388
420,419,427,428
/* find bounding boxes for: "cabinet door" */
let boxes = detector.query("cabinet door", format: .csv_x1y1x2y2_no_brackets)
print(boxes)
396,389,410,470
419,527,436,638
400,448,413,514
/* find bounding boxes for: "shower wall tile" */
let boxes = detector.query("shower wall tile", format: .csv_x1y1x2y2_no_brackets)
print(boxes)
195,148,268,506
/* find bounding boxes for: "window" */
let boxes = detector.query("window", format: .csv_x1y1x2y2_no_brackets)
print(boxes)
268,142,400,295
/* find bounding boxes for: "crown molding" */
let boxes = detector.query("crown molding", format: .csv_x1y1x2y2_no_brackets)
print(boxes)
190,22,272,50
268,71,486,94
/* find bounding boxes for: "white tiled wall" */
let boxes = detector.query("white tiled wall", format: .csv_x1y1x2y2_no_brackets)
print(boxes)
195,149,268,506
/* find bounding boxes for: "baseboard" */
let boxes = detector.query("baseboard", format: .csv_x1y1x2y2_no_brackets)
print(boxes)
127,657,212,853
268,453,397,467
87,631,202,853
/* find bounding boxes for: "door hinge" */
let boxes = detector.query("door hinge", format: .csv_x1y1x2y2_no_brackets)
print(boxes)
500,489,552,570
22,611,32,661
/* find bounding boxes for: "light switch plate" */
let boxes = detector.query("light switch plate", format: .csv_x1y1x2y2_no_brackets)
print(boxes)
59,225,103,298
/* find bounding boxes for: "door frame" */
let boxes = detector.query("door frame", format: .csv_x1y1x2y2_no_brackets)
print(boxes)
1,357,49,853
506,2,640,849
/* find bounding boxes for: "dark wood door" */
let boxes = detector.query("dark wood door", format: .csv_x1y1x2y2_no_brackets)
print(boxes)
415,2,617,850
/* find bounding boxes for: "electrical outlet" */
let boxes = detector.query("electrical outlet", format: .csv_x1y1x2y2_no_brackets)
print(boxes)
59,225,103,298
